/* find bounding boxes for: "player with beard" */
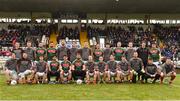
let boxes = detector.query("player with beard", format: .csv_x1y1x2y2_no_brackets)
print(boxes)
24,41,35,61
47,56,60,83
93,44,103,62
57,40,69,63
17,53,34,84
118,56,132,82
107,55,120,83
35,43,46,61
113,42,125,62
12,42,23,59
4,53,18,84
103,43,112,62
129,52,145,83
160,58,176,84
125,42,136,61
79,41,92,63
149,43,161,67
60,55,72,83
85,56,97,84
69,41,79,62
47,42,57,61
137,41,149,67
35,56,48,84
144,58,160,83
71,54,86,81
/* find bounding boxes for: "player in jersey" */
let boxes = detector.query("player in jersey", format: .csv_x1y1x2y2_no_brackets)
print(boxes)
125,42,136,61
80,41,92,63
149,43,161,67
107,55,120,83
85,56,97,84
160,58,176,84
35,43,46,61
24,41,35,61
113,42,125,62
96,56,108,83
47,42,57,61
12,42,23,59
71,54,86,81
57,40,69,63
118,55,132,82
93,44,103,62
47,56,60,83
4,53,18,84
17,53,34,84
129,52,145,83
69,41,79,62
35,56,48,84
60,55,72,83
103,43,112,62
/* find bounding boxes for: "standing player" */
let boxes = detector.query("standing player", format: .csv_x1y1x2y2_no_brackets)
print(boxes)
17,53,34,84
35,43,46,61
129,52,145,83
96,56,108,83
47,42,57,64
113,42,125,62
47,56,60,83
93,44,103,62
160,58,176,84
137,41,149,67
57,40,69,63
60,55,72,83
12,42,23,59
85,56,97,84
24,41,35,61
35,56,48,84
125,42,135,61
80,41,92,63
69,41,78,62
71,54,86,81
118,56,132,82
103,43,112,62
4,53,18,84
107,55,120,83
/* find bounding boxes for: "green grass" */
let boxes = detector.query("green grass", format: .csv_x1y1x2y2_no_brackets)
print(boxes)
0,75,180,100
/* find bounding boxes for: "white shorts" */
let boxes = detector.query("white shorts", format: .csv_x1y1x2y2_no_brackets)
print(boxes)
18,70,32,78
36,72,45,77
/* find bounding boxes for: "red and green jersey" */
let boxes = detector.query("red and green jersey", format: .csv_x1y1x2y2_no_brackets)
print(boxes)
61,60,71,72
50,61,59,72
93,49,103,62
47,48,57,61
73,59,84,71
149,48,160,62
36,48,46,60
113,47,125,61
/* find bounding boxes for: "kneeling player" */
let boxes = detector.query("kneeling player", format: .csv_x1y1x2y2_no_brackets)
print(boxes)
160,58,176,84
107,55,120,83
144,58,160,83
118,56,132,82
60,55,72,83
96,56,108,83
85,56,97,84
17,53,35,84
47,56,60,83
35,56,48,84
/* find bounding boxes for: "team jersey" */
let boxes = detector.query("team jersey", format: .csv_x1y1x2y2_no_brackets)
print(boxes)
85,61,96,72
73,59,84,71
103,48,112,62
125,48,135,61
57,46,69,60
118,60,130,71
5,58,18,71
17,58,32,73
47,48,57,61
36,48,46,61
137,47,149,65
113,47,125,61
93,49,103,62
145,64,157,75
50,61,59,72
24,47,35,61
161,63,175,74
69,48,78,62
81,47,91,61
12,48,23,59
36,61,47,72
149,48,160,62
97,61,106,72
129,58,144,72
107,60,117,72
61,60,71,73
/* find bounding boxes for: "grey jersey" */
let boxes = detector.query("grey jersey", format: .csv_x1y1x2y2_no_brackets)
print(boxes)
103,48,112,62
107,60,117,72
129,58,144,72
125,48,135,61
70,48,78,62
146,64,157,75
17,59,32,72
57,46,69,60
97,62,106,72
24,47,35,61
36,61,47,72
81,48,91,61
5,59,17,71
118,61,129,71
161,63,174,74
85,61,96,72
12,48,23,59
